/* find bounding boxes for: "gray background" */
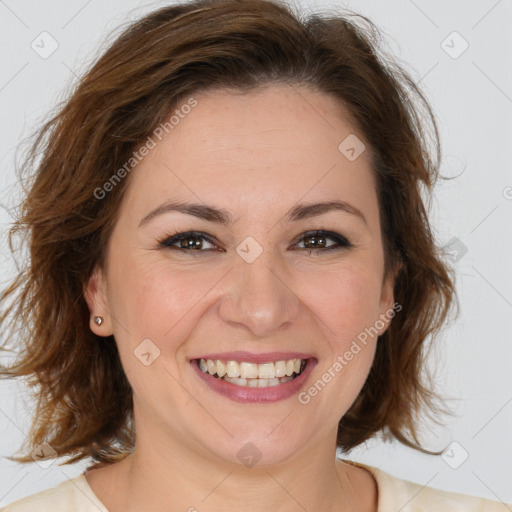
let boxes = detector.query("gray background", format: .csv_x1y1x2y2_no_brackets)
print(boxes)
1,0,511,507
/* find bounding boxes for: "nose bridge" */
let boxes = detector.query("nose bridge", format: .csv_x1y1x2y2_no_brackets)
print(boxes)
218,243,300,337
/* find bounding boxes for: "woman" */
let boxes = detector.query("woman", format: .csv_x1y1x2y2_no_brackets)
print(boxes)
0,0,507,510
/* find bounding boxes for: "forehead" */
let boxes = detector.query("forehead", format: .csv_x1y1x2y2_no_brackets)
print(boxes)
162,83,365,163
121,84,378,224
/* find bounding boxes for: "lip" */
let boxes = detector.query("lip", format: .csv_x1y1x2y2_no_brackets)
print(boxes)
190,351,314,364
191,357,317,403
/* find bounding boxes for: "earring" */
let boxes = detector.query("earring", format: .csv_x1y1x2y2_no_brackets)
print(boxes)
93,316,104,326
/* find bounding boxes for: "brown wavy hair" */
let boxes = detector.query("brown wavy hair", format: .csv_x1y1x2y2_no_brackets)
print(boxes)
0,0,457,466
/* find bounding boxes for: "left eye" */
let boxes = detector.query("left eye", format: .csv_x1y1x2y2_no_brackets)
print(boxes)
293,230,351,252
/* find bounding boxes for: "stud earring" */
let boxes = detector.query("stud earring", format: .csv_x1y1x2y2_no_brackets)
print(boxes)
93,316,104,326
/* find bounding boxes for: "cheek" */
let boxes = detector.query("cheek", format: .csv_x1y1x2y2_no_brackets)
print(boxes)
300,262,384,345
298,267,382,411
109,253,223,350
297,261,384,407
106,258,212,398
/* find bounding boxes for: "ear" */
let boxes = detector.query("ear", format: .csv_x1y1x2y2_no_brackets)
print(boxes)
84,265,113,336
376,260,402,337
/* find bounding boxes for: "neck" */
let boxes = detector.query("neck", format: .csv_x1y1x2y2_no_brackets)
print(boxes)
106,434,375,512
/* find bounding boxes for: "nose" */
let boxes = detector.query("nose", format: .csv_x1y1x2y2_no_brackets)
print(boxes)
218,249,300,338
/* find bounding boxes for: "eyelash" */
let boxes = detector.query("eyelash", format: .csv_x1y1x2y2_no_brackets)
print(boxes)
159,230,352,256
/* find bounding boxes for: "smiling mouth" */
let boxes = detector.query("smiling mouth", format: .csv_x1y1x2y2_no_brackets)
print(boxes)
197,358,308,388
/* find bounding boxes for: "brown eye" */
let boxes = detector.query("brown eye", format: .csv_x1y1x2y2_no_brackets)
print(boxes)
294,230,351,254
160,232,218,252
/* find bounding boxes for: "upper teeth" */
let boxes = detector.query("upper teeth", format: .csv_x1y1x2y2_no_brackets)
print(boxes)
199,358,305,379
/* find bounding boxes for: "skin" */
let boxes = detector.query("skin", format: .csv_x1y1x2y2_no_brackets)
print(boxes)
84,83,397,512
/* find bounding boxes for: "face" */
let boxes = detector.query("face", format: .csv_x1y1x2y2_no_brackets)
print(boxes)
85,83,396,467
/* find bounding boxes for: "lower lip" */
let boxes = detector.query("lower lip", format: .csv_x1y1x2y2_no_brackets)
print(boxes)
191,359,317,403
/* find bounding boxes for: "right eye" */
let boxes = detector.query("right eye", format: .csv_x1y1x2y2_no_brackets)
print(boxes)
159,231,220,253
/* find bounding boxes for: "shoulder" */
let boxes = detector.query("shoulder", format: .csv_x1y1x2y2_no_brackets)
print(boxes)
373,466,507,511
341,459,509,512
1,474,108,512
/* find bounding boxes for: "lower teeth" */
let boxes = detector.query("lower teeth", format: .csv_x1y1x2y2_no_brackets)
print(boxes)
220,375,297,388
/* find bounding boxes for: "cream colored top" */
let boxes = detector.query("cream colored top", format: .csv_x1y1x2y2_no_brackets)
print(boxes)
2,463,507,511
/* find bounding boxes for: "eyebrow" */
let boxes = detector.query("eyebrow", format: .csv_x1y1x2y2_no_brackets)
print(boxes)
138,200,367,227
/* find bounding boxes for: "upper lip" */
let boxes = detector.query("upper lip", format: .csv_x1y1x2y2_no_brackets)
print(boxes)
190,351,315,364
